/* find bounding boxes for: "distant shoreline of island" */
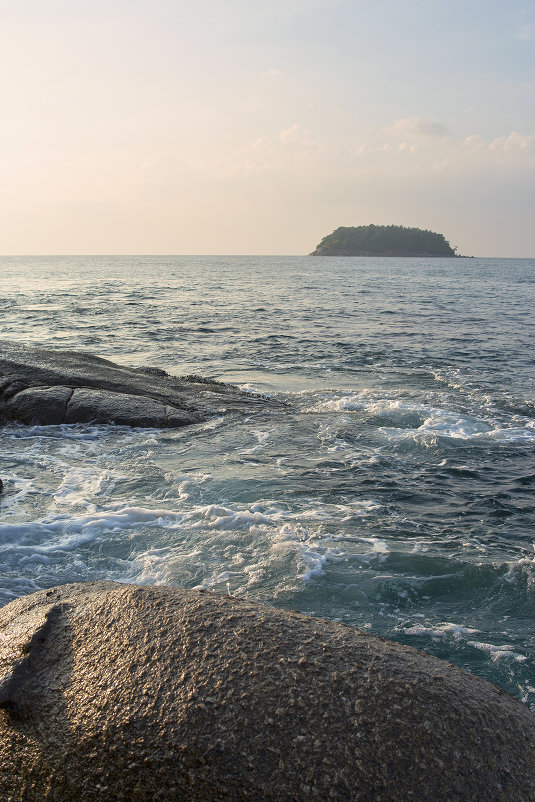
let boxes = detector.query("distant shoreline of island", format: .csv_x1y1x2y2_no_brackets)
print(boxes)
310,224,469,257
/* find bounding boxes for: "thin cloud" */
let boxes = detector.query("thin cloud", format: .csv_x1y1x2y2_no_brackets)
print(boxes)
279,123,312,145
260,69,287,80
488,131,535,151
516,23,534,40
391,117,450,138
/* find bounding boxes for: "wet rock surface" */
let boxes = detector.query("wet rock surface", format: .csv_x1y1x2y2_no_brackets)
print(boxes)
0,341,276,427
0,581,534,801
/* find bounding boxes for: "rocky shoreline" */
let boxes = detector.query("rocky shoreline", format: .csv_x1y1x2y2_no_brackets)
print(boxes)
1,582,534,800
0,341,279,428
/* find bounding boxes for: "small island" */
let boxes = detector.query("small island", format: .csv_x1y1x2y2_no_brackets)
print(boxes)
310,224,459,257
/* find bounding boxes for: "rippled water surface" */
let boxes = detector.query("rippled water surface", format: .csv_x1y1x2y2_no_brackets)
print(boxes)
1,255,534,706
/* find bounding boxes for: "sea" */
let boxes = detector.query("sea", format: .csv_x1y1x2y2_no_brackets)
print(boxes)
0,255,534,708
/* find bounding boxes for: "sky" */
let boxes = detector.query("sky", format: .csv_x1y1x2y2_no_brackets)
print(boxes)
0,0,534,256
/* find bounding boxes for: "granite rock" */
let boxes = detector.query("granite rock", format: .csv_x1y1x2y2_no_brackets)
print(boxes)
0,341,276,427
0,581,534,801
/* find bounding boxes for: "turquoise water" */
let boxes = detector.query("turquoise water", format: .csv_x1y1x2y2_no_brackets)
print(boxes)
1,255,534,707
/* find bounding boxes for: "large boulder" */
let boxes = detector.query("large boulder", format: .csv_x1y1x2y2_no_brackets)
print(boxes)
0,582,534,801
0,341,276,427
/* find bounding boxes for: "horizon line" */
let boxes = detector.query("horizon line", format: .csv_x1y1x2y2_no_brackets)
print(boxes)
0,252,534,259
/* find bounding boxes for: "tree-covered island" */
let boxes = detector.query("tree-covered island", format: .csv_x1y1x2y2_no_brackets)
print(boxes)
310,225,459,256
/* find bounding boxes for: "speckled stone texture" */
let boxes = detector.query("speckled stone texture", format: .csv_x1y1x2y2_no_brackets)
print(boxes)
0,582,534,801
0,341,276,427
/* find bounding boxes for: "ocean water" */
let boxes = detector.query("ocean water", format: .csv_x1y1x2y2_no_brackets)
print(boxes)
0,254,534,708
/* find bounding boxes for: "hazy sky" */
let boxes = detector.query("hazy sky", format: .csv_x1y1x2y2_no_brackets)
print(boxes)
1,0,534,255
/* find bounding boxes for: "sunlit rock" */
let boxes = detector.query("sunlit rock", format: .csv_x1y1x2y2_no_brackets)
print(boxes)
0,581,534,800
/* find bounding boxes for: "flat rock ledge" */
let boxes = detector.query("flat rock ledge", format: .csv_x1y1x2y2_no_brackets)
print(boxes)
0,582,534,801
0,341,277,427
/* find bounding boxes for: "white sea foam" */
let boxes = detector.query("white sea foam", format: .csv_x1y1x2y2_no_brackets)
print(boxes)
52,468,117,507
306,391,535,443
379,407,535,443
0,498,375,542
2,422,114,442
0,476,42,509
171,472,211,500
312,394,368,412
467,641,527,662
185,504,276,531
399,621,480,639
503,551,535,588
238,383,277,398
0,496,364,597
286,499,381,523
237,429,272,454
272,525,345,583
328,535,389,565
0,506,183,545
299,548,327,580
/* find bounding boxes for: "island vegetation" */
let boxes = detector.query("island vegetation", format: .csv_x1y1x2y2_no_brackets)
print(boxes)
310,224,459,257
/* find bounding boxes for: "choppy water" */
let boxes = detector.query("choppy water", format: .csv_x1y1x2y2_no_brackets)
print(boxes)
1,255,534,707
